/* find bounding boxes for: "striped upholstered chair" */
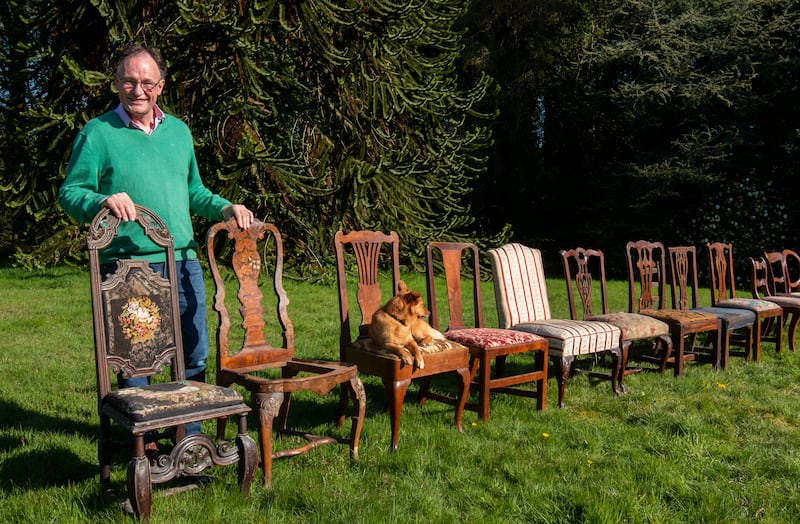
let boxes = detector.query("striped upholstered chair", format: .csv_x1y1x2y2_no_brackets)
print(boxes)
489,243,622,408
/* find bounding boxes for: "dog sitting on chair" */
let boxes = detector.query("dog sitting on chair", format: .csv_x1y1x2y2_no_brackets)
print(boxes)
369,281,446,369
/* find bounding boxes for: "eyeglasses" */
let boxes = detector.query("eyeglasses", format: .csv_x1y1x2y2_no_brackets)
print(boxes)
119,79,162,93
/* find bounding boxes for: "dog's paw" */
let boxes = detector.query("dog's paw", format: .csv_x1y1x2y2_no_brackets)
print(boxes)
416,356,425,369
401,352,415,367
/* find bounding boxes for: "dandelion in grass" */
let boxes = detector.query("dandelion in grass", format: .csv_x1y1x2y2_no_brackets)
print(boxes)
542,433,550,439
471,422,477,427
716,382,727,389
587,459,593,466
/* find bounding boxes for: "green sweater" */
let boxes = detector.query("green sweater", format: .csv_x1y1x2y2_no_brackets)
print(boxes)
59,110,231,262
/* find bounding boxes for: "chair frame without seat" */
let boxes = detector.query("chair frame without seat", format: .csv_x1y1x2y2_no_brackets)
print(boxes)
334,230,471,451
560,246,672,392
207,218,366,487
625,240,721,377
88,206,258,520
425,241,548,421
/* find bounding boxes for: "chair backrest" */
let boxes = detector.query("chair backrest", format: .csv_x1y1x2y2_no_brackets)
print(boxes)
207,219,294,372
749,256,774,299
425,242,483,331
559,247,610,320
785,249,800,293
667,246,701,311
763,251,789,295
625,240,668,313
488,243,551,328
707,242,738,305
334,230,401,356
87,206,184,405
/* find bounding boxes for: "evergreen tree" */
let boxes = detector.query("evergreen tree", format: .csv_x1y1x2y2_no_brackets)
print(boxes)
1,0,504,273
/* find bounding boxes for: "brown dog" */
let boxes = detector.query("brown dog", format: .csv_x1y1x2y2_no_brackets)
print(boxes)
369,281,445,369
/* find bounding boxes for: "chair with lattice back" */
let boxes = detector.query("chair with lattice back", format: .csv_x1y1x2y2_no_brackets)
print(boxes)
87,206,258,520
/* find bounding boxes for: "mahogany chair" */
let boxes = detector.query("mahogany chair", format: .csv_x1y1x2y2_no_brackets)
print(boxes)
749,255,799,352
87,206,258,520
207,219,365,487
707,242,783,361
625,240,721,377
667,245,755,370
764,249,800,297
334,230,471,451
560,247,672,391
425,241,549,421
489,243,621,408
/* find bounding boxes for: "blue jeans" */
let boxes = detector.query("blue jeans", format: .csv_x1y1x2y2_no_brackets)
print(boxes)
115,258,208,436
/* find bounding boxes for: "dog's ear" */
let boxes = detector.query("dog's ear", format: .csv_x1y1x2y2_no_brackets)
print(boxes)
397,280,410,294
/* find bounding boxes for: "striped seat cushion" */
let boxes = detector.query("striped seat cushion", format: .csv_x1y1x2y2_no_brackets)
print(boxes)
509,319,620,358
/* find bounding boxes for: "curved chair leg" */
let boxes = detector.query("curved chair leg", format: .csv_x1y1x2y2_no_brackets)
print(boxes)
127,439,152,521
347,376,366,460
615,342,631,395
335,384,351,427
99,415,113,488
384,377,411,452
254,391,283,487
553,356,574,408
453,366,470,433
236,414,259,495
786,312,799,351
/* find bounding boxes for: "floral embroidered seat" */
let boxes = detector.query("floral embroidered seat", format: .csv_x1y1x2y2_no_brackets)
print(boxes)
560,247,671,393
425,242,548,421
87,206,257,520
489,243,620,408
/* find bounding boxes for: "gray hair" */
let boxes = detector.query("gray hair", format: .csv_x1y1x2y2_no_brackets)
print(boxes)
115,44,166,79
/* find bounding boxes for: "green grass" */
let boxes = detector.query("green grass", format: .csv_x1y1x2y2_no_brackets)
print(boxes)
2,265,800,523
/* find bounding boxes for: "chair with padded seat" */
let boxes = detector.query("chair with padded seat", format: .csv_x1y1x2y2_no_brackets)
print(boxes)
207,218,366,487
560,247,672,392
667,245,755,370
334,230,471,451
87,206,258,520
489,243,622,408
425,241,549,421
749,255,799,352
625,240,721,377
707,242,783,361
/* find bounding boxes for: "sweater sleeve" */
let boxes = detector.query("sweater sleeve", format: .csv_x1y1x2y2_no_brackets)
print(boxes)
185,150,232,220
58,131,108,224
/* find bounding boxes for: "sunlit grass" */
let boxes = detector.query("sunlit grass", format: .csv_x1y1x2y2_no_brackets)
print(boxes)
1,265,799,523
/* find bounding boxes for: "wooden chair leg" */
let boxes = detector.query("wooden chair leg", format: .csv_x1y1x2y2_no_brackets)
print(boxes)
236,414,258,495
786,312,799,351
127,437,152,521
536,349,548,411
254,391,282,488
476,352,492,422
384,378,411,452
554,356,574,408
347,377,366,460
453,366,470,433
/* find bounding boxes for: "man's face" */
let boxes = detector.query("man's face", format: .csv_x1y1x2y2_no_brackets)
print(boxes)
114,52,164,119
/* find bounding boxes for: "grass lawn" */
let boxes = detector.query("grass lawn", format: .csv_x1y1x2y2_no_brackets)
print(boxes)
2,264,800,523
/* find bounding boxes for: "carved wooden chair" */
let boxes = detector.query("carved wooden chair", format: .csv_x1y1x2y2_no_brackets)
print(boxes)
625,240,721,377
207,219,365,487
560,247,672,392
334,230,471,451
425,241,548,421
764,249,800,297
87,206,258,520
667,245,755,370
489,243,621,408
707,242,783,361
749,255,799,352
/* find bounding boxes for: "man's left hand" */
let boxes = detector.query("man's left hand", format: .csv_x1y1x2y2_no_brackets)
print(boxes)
222,204,255,230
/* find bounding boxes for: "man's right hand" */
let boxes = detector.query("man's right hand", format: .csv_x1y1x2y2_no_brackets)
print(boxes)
101,192,137,221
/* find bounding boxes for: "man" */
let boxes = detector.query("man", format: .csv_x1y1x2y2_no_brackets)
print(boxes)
59,44,254,436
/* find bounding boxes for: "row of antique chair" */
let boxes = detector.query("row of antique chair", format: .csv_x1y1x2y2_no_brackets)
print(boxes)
86,207,799,519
